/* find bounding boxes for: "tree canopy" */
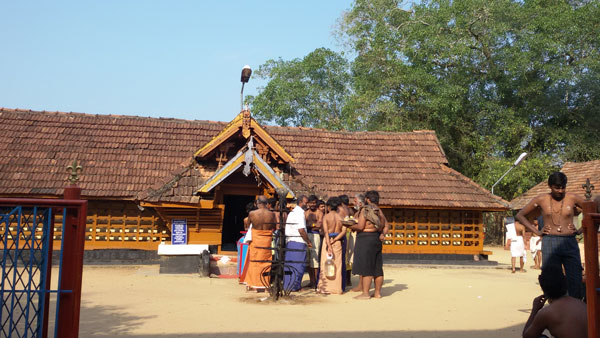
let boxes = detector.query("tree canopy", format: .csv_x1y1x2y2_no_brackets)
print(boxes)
249,0,600,201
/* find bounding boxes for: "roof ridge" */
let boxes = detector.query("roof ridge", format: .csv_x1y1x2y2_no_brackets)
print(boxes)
563,159,600,167
2,107,442,137
265,124,436,136
439,164,510,207
0,107,228,125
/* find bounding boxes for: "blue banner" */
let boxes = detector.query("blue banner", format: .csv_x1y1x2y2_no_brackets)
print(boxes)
171,219,187,245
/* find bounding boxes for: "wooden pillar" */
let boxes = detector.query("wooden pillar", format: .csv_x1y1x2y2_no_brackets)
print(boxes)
581,200,599,338
56,185,87,338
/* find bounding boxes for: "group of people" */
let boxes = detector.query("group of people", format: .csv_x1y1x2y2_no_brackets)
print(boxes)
239,190,389,299
515,172,590,338
238,171,592,334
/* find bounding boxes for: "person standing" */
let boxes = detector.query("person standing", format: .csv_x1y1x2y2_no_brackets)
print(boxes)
283,195,312,292
530,219,542,270
245,196,276,291
516,172,586,299
345,193,364,287
510,221,527,273
317,197,347,294
338,195,353,219
305,195,322,289
349,190,389,299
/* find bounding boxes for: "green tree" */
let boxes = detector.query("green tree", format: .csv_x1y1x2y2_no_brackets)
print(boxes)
340,0,600,200
247,48,358,130
250,0,600,201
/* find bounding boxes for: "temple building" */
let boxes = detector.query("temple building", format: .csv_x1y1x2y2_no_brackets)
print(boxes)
0,108,508,256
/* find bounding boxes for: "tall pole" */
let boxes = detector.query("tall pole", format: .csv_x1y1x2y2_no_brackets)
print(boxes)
240,82,245,111
491,152,528,195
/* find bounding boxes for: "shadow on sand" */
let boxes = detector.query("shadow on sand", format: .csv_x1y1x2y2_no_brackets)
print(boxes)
79,302,526,338
79,304,156,336
381,282,408,296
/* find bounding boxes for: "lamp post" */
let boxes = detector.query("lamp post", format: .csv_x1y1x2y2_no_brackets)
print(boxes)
491,152,528,195
240,65,252,111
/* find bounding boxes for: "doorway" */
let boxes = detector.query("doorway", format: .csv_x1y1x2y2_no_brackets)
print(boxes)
221,195,255,252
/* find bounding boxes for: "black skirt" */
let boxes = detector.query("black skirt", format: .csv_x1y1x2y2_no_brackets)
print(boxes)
352,232,383,277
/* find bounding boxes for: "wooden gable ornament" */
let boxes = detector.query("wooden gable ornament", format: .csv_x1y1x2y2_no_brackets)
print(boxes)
194,109,294,165
197,136,295,198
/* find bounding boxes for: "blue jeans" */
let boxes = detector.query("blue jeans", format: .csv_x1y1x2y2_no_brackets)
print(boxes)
541,235,583,299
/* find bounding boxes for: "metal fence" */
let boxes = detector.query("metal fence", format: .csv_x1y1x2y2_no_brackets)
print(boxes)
1,197,87,338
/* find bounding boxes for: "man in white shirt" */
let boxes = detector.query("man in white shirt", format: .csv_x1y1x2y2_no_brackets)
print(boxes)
283,195,312,291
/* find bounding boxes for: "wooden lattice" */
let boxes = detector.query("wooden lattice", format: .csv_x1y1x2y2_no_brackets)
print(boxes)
381,208,484,254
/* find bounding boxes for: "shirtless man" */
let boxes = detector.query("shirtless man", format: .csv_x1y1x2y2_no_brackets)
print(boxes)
245,196,277,291
243,201,257,231
530,219,542,270
248,196,276,232
317,197,347,294
338,194,353,219
516,172,586,299
317,200,326,216
348,190,389,299
305,195,322,289
267,197,282,229
522,265,587,338
511,221,527,273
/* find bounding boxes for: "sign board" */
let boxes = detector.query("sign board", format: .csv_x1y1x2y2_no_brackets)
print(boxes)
171,219,187,245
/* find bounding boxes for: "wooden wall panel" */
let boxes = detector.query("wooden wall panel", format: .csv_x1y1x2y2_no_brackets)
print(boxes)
381,208,484,255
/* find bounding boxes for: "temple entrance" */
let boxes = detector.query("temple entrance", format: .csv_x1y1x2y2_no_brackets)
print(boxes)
221,194,255,251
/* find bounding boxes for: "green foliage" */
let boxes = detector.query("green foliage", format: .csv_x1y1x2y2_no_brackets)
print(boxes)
250,0,600,201
247,48,359,130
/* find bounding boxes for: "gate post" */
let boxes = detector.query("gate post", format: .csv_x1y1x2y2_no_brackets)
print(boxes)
56,183,87,338
581,199,599,338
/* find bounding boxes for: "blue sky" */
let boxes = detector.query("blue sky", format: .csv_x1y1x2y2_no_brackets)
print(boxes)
0,1,353,122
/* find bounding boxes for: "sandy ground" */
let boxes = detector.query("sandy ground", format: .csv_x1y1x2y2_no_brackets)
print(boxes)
65,246,588,338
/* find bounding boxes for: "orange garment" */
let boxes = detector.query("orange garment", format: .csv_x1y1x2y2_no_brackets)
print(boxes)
317,239,344,294
245,229,273,289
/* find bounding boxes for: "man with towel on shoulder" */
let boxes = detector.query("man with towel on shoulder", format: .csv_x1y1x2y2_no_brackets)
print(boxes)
348,190,389,299
245,195,276,291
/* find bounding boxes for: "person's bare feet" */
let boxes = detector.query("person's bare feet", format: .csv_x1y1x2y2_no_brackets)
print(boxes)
372,293,382,299
351,287,362,292
511,270,516,274
520,269,526,273
354,294,371,300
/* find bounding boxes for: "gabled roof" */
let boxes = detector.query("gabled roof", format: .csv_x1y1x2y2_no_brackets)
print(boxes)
510,160,600,209
0,108,508,210
197,143,294,198
194,110,294,164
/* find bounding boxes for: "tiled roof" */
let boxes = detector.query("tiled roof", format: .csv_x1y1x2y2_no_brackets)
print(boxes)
510,160,600,209
0,108,508,210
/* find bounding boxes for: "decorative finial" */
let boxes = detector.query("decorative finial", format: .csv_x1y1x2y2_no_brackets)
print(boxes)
66,160,83,184
242,109,252,138
582,178,594,201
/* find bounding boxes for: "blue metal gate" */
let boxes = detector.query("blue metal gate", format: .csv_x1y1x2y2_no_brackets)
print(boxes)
1,205,67,338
